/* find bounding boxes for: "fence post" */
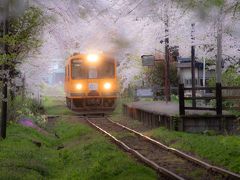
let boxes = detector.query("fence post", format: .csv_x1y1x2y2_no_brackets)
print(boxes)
216,83,222,115
178,83,185,115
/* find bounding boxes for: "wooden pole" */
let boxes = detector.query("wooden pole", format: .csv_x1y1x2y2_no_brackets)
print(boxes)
1,1,9,139
216,8,223,84
164,9,171,102
179,83,185,115
191,23,196,108
216,83,222,115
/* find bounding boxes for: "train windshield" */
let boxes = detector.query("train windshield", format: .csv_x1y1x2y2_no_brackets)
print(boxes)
72,59,87,79
71,58,115,79
98,60,115,78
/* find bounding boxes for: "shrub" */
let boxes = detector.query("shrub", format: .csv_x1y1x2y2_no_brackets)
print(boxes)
8,96,47,127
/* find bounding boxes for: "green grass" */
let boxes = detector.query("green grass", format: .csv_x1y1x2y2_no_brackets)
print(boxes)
147,127,240,174
43,96,74,115
0,117,157,179
112,97,133,116
230,110,240,117
111,97,240,175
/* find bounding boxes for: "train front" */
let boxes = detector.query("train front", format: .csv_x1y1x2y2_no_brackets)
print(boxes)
64,53,118,114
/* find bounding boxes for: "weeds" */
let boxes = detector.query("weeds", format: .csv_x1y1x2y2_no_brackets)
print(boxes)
8,96,47,127
0,118,157,179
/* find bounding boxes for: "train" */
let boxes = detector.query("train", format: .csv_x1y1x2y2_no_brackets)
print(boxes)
64,53,118,114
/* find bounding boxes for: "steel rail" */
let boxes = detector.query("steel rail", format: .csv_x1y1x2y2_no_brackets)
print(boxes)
107,118,240,180
87,117,185,180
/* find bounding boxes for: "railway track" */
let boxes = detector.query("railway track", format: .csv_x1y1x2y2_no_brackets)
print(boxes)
86,116,240,180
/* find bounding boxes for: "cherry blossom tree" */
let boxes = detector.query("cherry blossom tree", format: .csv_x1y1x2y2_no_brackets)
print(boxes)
19,0,240,94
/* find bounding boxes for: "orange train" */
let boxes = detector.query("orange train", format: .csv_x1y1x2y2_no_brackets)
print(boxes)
64,53,118,114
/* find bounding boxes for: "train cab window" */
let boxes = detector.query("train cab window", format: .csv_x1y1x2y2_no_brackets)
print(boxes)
99,60,115,78
72,59,87,79
89,66,98,79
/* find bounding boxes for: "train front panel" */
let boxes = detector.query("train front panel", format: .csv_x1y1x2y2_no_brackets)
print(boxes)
64,53,118,113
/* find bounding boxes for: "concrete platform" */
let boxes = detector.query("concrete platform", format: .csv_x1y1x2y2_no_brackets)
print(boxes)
123,101,238,134
127,101,231,116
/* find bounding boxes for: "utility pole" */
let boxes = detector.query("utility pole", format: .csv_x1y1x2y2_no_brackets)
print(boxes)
1,1,9,139
216,7,223,116
164,9,171,102
191,23,196,108
216,7,223,84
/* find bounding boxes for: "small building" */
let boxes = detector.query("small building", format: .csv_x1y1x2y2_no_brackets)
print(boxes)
177,57,215,87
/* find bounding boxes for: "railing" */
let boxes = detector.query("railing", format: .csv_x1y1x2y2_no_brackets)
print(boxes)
178,83,240,116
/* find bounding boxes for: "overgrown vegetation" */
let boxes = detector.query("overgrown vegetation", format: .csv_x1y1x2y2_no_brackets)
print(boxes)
8,95,46,127
147,127,240,174
208,67,240,87
145,62,179,89
208,67,240,115
0,6,47,100
0,117,157,179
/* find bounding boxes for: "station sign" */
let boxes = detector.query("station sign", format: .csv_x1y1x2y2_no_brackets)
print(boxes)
14,77,23,87
141,55,155,66
136,88,153,97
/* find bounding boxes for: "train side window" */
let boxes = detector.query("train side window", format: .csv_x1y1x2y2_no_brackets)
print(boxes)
68,65,70,81
65,67,67,80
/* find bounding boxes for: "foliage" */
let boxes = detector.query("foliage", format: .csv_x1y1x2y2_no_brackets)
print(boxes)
207,67,240,112
118,54,143,93
208,67,240,86
145,62,179,88
0,6,46,65
0,6,47,101
177,0,240,12
8,96,46,127
147,127,240,173
0,117,157,179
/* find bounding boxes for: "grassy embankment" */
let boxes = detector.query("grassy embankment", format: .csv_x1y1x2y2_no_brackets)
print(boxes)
43,96,74,115
112,98,240,174
0,96,157,179
146,128,240,174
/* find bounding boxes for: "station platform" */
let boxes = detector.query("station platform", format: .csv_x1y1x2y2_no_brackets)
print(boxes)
123,101,238,133
126,101,231,116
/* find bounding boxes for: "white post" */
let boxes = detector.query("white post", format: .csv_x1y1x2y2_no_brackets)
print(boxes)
203,58,206,95
203,58,206,87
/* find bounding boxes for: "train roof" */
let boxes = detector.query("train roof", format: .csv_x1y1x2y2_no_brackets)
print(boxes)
65,53,116,65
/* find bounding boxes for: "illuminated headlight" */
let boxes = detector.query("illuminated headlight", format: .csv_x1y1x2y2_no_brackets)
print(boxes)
87,54,98,63
76,83,83,90
104,82,111,90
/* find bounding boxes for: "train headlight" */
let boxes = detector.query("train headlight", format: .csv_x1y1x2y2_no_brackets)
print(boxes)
87,54,98,63
76,83,83,90
104,82,111,90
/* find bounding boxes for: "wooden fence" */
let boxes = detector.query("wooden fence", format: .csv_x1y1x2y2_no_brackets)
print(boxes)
178,83,240,116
